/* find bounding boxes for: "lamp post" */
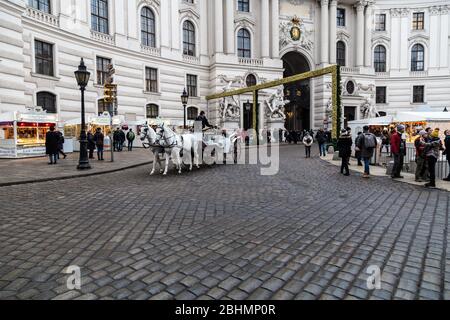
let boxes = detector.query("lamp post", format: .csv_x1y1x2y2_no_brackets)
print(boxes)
74,58,91,170
181,88,189,129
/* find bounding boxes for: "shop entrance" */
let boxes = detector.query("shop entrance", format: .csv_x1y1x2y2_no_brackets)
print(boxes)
282,52,311,131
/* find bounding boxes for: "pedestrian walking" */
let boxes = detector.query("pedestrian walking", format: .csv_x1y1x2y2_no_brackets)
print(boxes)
390,124,407,179
355,131,363,166
119,129,126,151
381,129,390,154
126,129,135,151
113,128,119,152
414,130,428,182
337,129,352,176
424,129,443,188
302,132,313,158
443,130,450,181
87,131,96,159
55,130,67,160
45,126,59,165
356,126,377,178
93,128,104,161
316,128,327,157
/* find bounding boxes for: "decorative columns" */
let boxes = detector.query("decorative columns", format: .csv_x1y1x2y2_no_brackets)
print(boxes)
215,0,224,54
329,0,337,64
320,0,329,64
225,0,235,54
364,2,374,67
271,0,280,58
355,1,365,67
261,0,270,58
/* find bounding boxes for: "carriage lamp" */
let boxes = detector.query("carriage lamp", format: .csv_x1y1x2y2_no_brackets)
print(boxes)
181,88,189,129
75,58,91,170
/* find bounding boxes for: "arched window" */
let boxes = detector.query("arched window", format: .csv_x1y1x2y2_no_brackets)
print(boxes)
411,44,424,71
36,92,56,113
183,20,196,56
336,41,346,66
246,74,257,87
374,45,386,72
187,106,198,120
237,28,251,58
146,104,159,119
141,7,156,47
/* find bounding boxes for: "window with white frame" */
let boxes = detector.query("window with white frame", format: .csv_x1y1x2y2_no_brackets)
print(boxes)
141,7,156,47
187,106,199,120
376,87,387,104
374,45,387,72
411,44,424,71
237,29,251,58
96,56,111,85
413,86,424,103
91,0,109,34
186,74,198,97
146,104,159,118
183,20,196,56
337,8,345,27
28,0,51,13
37,92,56,113
35,40,54,76
145,67,158,92
336,41,346,66
412,12,424,30
375,14,386,31
238,0,250,12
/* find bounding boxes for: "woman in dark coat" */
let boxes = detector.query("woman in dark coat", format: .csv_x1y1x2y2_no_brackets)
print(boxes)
337,129,353,176
87,131,96,159
443,130,450,181
45,126,59,165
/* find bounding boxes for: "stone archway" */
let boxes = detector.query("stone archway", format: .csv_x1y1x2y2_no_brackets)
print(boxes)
282,51,311,131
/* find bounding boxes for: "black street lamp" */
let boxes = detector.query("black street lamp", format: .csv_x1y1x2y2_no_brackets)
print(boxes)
181,88,189,129
74,58,91,170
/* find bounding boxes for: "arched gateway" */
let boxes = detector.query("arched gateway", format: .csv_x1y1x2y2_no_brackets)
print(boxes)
282,51,311,131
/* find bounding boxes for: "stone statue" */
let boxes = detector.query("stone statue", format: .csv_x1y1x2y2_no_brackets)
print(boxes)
265,87,288,120
360,96,379,119
218,78,240,122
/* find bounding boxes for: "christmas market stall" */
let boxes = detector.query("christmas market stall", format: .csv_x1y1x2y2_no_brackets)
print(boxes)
0,107,57,158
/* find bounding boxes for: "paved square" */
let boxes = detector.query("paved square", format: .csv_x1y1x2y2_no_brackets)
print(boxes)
0,145,449,300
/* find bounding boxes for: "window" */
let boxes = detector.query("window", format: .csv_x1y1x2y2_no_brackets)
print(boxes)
145,67,158,92
374,45,386,72
346,81,355,95
37,92,56,113
187,107,198,120
246,74,257,87
98,99,109,115
146,104,159,118
35,40,54,76
336,41,346,66
412,12,424,30
411,44,424,71
186,74,198,97
375,14,386,31
237,29,251,58
184,0,194,3
28,0,51,13
413,86,424,103
96,56,111,85
238,0,250,12
376,87,386,104
141,7,156,47
91,0,109,34
183,20,196,56
337,8,345,27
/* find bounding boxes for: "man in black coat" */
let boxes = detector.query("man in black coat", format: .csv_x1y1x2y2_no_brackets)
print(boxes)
443,130,450,181
87,131,96,159
45,126,59,165
337,129,353,176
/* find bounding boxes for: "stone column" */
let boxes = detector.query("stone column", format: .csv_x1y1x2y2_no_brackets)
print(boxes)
215,0,224,54
225,0,234,54
261,0,270,58
271,0,280,58
355,1,365,67
364,3,373,67
329,0,337,64
320,0,329,64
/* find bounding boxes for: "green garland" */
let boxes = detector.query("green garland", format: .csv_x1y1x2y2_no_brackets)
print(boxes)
331,66,342,148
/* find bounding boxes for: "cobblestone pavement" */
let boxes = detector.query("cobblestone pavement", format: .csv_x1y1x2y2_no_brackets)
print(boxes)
0,147,152,186
0,145,449,300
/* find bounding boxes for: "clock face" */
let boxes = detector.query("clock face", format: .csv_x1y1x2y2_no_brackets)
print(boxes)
290,26,301,41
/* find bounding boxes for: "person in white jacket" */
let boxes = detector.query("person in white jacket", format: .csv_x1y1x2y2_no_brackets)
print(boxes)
303,133,313,158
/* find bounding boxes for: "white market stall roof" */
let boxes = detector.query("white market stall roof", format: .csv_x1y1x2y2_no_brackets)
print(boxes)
0,110,57,123
348,111,450,127
348,116,393,126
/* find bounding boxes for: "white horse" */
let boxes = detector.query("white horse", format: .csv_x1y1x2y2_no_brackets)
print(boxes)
140,125,165,175
157,124,200,174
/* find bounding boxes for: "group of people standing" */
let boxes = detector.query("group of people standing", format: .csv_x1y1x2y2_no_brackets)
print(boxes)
112,128,135,152
87,128,105,161
45,126,67,165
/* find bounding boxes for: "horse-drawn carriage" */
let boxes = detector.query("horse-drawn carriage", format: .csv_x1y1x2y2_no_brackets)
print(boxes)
140,123,241,175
